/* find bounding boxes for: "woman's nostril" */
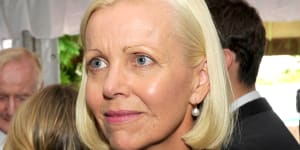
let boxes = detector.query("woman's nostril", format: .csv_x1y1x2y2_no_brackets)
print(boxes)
103,93,113,100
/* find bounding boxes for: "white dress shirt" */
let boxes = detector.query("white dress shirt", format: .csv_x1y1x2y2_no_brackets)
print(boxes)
0,130,6,150
230,90,261,112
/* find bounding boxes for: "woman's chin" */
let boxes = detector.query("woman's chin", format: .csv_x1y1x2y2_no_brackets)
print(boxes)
108,134,156,150
109,140,140,150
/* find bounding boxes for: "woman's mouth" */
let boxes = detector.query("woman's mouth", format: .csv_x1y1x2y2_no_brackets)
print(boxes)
104,110,143,124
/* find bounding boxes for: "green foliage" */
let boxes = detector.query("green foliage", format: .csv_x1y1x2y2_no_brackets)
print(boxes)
280,68,300,83
58,35,82,87
257,56,300,85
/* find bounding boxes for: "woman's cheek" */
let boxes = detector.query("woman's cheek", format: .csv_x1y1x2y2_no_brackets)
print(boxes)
86,81,102,113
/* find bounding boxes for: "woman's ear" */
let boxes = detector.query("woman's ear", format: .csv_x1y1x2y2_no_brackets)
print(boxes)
224,48,234,69
189,59,210,105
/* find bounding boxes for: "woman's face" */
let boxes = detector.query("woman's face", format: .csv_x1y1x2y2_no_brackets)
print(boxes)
85,1,198,149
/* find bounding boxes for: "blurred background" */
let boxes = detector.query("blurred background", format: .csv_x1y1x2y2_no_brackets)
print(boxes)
0,0,300,142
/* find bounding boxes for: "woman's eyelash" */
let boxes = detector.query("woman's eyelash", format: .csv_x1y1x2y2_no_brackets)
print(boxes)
87,57,108,70
86,53,156,70
134,54,155,66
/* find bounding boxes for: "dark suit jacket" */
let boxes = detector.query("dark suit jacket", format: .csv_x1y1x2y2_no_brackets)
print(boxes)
224,98,300,150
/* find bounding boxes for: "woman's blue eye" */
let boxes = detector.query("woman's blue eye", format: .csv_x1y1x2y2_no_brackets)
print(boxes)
136,55,153,66
89,58,107,69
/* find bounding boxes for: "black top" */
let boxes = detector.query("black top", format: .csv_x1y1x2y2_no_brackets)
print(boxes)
224,98,300,150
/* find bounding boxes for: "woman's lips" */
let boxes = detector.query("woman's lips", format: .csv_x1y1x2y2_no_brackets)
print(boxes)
104,110,143,124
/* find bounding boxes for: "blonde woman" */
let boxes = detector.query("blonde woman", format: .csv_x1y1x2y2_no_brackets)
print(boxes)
76,0,234,149
4,84,88,150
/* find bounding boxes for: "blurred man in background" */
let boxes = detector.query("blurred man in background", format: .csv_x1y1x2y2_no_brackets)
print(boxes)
206,0,300,149
0,48,43,148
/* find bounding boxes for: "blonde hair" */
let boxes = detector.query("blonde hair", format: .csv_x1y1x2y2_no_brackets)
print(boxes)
0,47,43,89
4,84,88,150
76,0,234,149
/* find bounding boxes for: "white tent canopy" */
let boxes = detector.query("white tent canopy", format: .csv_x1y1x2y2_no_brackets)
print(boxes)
247,0,300,22
0,0,91,39
0,0,92,85
1,0,300,39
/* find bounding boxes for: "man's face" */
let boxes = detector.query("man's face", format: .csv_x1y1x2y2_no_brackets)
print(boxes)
0,58,38,133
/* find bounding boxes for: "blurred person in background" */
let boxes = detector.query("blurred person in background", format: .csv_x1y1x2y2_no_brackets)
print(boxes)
206,0,300,149
4,84,88,150
0,48,43,149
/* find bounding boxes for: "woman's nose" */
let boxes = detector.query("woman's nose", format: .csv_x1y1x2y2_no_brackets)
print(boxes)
102,66,130,100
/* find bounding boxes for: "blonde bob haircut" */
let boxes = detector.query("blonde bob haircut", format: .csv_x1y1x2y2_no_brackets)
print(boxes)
76,0,234,149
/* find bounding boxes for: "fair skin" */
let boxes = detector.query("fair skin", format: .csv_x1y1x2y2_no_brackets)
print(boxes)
224,49,255,100
84,1,209,150
0,56,39,133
